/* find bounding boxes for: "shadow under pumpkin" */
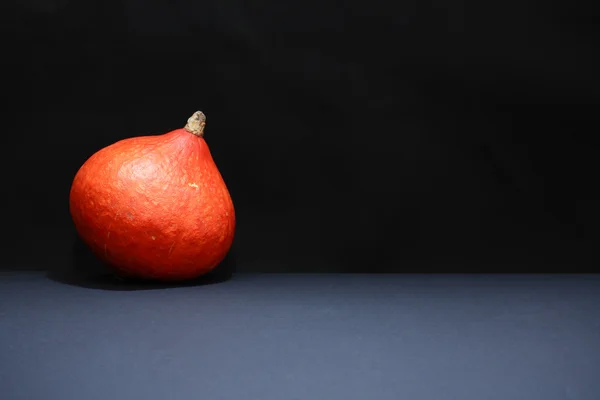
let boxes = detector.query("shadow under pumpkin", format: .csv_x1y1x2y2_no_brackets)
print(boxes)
46,234,236,291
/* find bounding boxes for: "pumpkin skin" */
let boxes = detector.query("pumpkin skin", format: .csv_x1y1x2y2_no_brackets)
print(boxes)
69,112,235,281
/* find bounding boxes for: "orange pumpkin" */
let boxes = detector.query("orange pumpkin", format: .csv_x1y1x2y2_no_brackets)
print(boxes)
69,111,235,281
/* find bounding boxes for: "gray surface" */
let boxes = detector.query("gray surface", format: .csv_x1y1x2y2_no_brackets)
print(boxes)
1,272,600,400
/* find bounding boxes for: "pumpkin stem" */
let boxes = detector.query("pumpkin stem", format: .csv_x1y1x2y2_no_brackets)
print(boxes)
184,111,206,137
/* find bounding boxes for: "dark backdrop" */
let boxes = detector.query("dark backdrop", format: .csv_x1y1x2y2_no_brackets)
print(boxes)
2,0,598,273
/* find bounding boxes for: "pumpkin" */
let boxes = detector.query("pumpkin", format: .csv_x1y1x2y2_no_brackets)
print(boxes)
69,111,235,281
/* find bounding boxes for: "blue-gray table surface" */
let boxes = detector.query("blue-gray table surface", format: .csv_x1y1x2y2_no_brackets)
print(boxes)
1,272,599,400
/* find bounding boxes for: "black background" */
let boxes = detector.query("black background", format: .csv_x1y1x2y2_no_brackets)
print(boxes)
2,0,599,273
